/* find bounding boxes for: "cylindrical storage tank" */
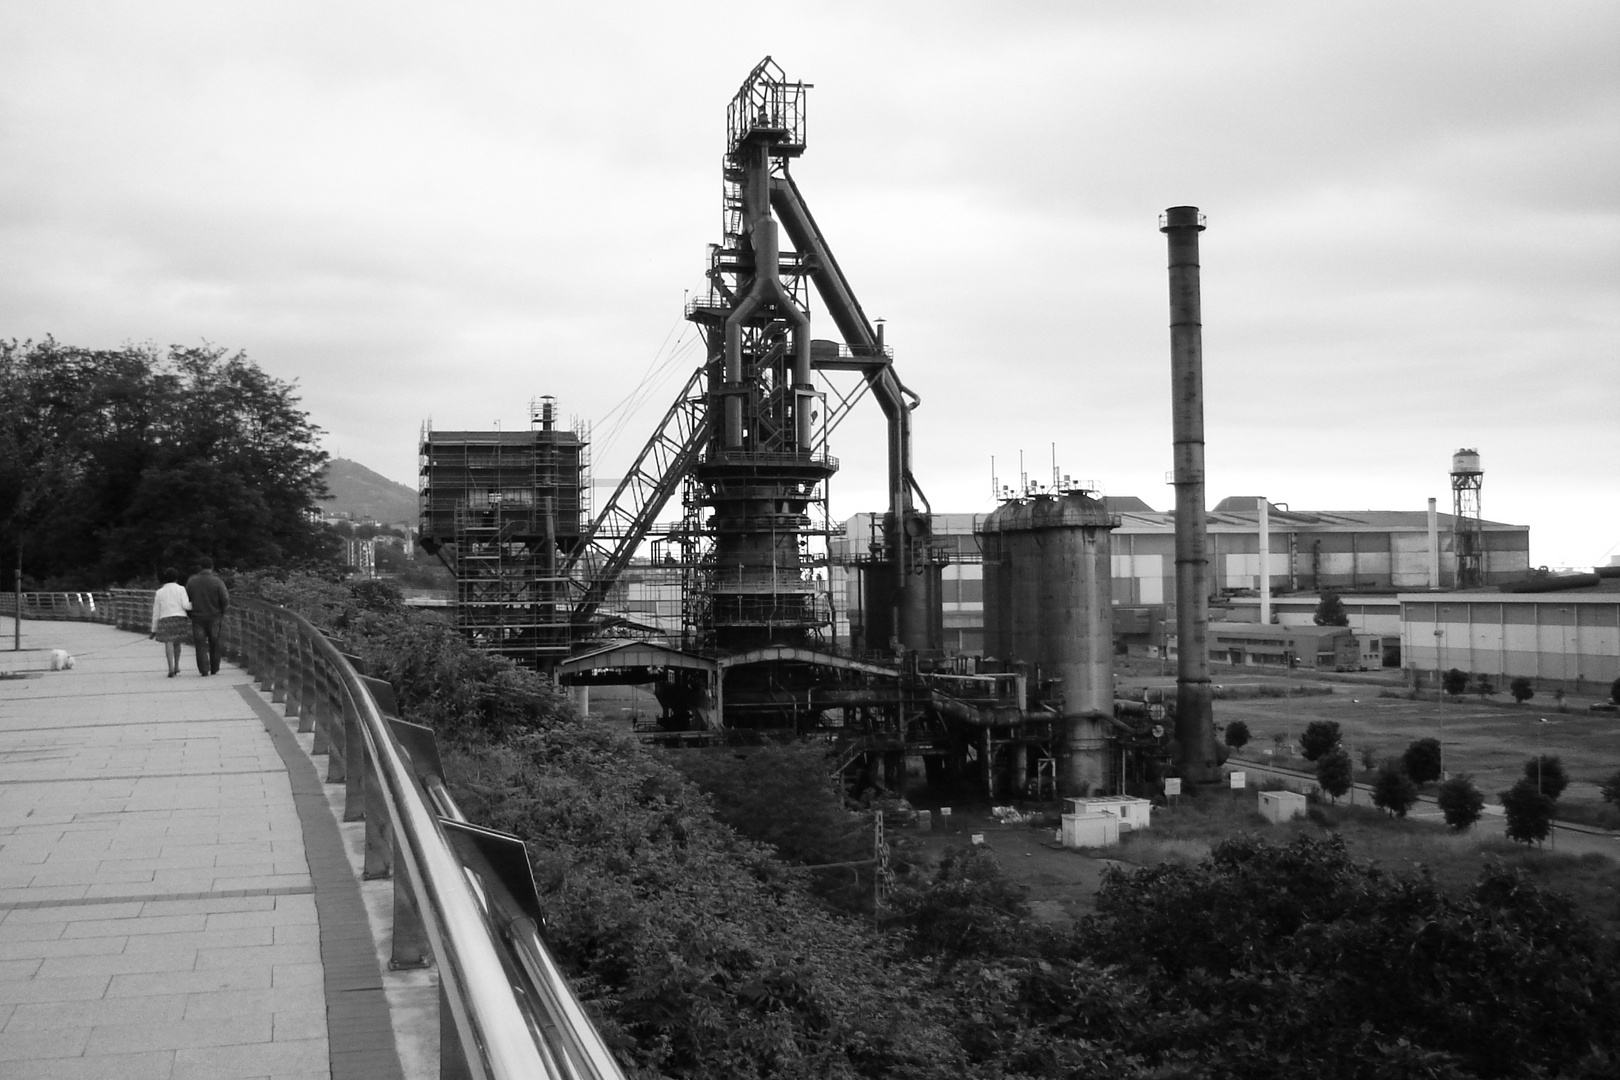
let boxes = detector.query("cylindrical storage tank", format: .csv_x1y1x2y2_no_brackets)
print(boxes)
976,493,1117,796
979,517,1009,660
1451,448,1482,476
1035,493,1116,796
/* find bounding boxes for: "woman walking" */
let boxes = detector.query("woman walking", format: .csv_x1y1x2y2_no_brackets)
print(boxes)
150,567,192,677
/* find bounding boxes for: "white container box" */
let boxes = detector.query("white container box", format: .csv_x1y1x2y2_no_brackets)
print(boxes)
1065,796,1153,832
1258,790,1308,824
1060,812,1121,849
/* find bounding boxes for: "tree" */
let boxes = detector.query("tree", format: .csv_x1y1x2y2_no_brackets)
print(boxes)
1436,774,1485,831
1315,748,1352,802
1401,737,1443,785
1500,779,1555,844
1358,745,1378,772
1473,674,1495,698
1600,769,1620,808
1553,688,1567,712
1612,675,1620,704
1313,591,1349,627
1510,676,1534,704
1523,755,1569,800
1442,667,1470,697
1371,762,1419,817
0,340,331,585
1222,720,1250,751
1298,720,1341,762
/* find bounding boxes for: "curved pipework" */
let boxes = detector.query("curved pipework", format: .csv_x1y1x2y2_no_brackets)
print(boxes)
722,216,813,449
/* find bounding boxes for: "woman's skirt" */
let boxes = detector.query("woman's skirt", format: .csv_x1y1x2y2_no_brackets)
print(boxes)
154,615,191,644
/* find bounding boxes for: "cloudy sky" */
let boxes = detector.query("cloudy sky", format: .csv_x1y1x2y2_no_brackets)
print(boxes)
3,2,1616,568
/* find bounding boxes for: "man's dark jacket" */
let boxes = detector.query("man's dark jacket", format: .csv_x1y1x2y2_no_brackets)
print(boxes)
185,571,230,620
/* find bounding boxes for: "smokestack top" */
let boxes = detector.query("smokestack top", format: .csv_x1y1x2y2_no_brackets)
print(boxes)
1160,205,1206,232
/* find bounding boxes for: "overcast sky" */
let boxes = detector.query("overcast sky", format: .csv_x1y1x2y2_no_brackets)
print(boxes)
3,1,1616,569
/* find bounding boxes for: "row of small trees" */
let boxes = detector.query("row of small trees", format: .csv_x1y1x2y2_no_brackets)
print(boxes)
1230,717,1578,844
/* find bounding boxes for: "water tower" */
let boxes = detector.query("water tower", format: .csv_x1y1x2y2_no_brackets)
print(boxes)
1450,449,1484,588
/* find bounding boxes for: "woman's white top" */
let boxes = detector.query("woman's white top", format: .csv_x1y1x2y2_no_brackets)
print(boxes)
151,582,192,630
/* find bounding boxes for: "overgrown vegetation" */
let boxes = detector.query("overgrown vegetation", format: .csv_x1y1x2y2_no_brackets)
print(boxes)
252,572,1617,1079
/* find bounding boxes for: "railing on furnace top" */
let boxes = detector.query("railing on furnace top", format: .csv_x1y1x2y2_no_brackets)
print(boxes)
6,589,626,1080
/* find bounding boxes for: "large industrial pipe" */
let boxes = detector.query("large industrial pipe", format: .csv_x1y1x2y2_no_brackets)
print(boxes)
1162,206,1221,783
1427,497,1441,590
722,215,812,449
1258,497,1271,624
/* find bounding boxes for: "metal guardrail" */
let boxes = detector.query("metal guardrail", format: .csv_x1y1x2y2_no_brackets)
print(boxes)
12,590,625,1080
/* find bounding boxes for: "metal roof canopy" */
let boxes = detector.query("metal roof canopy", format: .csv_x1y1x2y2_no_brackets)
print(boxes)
555,642,717,684
553,641,901,686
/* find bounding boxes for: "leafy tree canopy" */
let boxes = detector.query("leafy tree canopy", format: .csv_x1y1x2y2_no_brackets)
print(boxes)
1437,774,1485,831
1372,762,1419,817
1299,720,1342,762
1222,719,1251,750
1442,667,1470,696
1313,591,1349,626
1315,747,1353,801
0,339,332,585
1510,675,1535,704
1403,736,1443,785
1523,754,1569,800
1501,779,1555,845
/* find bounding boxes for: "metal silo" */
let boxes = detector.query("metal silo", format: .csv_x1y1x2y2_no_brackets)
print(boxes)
980,491,1117,795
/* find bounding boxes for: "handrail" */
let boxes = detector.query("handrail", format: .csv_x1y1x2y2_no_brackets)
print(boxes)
14,589,625,1080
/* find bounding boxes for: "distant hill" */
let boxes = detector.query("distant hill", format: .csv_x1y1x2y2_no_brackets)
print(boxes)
320,458,418,526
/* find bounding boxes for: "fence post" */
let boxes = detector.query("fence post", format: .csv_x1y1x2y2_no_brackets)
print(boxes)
283,630,304,720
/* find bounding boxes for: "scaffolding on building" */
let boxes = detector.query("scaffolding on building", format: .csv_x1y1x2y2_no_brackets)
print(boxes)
419,398,588,670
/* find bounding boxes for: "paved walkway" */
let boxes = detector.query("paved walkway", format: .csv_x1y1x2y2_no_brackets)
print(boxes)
0,620,417,1080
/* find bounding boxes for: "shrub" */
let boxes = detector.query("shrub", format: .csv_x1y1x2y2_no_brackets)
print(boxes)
1474,674,1495,698
1315,748,1352,802
666,743,873,913
1298,720,1341,762
1371,763,1419,817
1358,745,1378,772
888,844,1031,962
1401,737,1443,785
1442,667,1470,696
1436,774,1485,831
1510,676,1534,704
1523,755,1569,800
1612,675,1620,704
1501,779,1555,845
1079,834,1620,1078
1222,720,1250,751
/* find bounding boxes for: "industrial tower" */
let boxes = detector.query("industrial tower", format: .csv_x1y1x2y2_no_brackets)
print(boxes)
683,64,835,650
1451,448,1484,588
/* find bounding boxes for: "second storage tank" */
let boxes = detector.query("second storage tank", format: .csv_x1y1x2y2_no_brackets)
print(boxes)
979,491,1118,795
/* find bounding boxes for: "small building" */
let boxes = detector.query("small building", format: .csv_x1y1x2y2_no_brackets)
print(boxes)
1172,623,1359,671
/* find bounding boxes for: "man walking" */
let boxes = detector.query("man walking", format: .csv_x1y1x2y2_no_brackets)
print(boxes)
185,557,230,676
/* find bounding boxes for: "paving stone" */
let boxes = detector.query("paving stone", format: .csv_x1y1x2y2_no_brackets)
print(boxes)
5,992,188,1030
171,1038,327,1080
84,1013,272,1055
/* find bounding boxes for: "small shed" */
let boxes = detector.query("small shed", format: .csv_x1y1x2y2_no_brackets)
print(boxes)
1065,796,1153,831
1258,790,1308,824
1061,812,1120,849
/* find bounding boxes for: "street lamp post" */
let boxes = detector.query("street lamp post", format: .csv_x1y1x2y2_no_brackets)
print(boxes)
1434,622,1446,779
